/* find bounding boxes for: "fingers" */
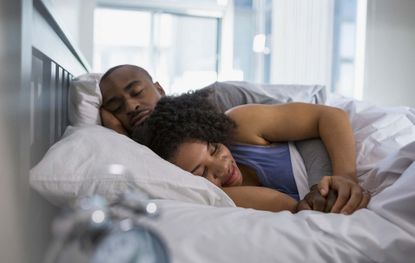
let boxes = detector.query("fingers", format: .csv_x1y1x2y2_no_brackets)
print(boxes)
301,175,371,214
297,188,326,212
311,194,327,212
324,189,337,213
100,107,110,115
317,176,331,197
339,186,363,214
296,200,312,212
330,181,351,213
328,176,370,214
310,175,371,214
356,190,371,210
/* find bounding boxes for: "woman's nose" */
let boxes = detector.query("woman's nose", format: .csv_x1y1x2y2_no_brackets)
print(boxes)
212,159,228,180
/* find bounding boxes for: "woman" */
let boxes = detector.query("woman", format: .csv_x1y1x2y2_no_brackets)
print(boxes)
133,91,370,213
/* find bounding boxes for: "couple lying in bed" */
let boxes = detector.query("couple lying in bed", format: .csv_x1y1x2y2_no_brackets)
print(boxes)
99,64,370,214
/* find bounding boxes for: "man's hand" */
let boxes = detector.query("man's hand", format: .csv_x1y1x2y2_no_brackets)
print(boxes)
296,184,337,212
317,176,371,214
100,108,128,135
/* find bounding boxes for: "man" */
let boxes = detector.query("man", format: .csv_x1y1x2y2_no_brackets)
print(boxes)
99,64,163,135
98,64,369,213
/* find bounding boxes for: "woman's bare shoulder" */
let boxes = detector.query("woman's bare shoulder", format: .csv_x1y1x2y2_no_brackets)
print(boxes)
225,104,271,145
225,104,274,123
225,103,269,114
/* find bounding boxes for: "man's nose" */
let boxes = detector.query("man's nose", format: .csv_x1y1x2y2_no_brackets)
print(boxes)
126,98,139,113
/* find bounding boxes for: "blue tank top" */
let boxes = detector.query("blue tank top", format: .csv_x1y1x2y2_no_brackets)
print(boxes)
228,143,299,201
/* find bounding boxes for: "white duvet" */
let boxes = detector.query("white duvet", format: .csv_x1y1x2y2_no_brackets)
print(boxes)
138,95,415,263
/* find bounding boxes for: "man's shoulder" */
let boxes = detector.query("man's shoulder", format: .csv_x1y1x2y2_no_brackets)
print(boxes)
200,81,289,110
201,81,327,107
201,81,270,99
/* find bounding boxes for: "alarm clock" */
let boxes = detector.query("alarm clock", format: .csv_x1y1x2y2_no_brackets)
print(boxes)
45,192,170,263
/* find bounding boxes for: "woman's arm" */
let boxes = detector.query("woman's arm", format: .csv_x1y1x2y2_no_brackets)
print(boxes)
223,186,298,212
226,103,356,176
226,103,366,214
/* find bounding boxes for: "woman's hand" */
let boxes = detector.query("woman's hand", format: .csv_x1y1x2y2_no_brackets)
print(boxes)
100,108,128,135
296,185,337,212
317,176,371,214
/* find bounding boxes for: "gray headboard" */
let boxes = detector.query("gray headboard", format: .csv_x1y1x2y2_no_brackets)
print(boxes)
30,0,89,166
0,0,90,262
31,48,72,166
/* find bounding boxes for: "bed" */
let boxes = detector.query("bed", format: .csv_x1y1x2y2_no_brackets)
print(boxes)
31,85,415,262
26,1,415,262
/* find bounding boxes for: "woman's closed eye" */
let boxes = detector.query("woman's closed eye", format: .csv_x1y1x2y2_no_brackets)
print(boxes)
201,167,208,178
191,143,221,178
209,143,220,155
192,167,208,178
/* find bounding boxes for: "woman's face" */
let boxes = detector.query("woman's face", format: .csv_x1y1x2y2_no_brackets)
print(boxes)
170,140,243,187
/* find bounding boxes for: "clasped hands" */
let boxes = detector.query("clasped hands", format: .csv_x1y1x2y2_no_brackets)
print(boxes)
297,175,371,214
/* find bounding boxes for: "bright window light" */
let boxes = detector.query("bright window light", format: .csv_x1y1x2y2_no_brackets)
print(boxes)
94,8,151,46
93,7,219,94
252,34,266,53
217,0,229,6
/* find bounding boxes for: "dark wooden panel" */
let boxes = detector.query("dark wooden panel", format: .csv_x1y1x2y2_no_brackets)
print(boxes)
49,62,57,144
56,66,63,138
62,70,71,132
31,48,75,166
31,54,47,166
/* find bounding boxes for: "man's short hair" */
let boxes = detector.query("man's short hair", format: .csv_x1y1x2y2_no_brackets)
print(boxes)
99,64,153,86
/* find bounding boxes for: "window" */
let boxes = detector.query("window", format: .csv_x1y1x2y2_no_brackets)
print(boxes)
331,0,358,97
94,7,220,94
233,0,272,83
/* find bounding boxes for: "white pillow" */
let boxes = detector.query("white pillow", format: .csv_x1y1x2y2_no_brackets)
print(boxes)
68,73,103,126
30,125,234,207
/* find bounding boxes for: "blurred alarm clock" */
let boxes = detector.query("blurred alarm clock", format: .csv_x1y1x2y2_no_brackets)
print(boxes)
45,165,170,263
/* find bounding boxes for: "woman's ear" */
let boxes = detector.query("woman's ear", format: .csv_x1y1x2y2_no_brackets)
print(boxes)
154,82,166,96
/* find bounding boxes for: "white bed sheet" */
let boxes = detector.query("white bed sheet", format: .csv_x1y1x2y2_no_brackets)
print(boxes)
137,95,415,263
142,198,414,263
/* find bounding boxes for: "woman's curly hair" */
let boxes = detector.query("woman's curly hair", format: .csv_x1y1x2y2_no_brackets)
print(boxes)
132,89,236,161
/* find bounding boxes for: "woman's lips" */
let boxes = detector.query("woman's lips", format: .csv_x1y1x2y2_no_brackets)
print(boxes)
223,164,239,187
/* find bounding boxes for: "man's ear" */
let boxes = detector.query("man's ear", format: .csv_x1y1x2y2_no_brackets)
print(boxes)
154,82,166,96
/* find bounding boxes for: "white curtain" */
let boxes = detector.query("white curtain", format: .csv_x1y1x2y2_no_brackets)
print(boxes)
270,0,334,86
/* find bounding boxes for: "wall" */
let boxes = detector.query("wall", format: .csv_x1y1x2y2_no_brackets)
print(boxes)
46,0,96,66
0,0,30,262
270,0,334,86
363,0,415,107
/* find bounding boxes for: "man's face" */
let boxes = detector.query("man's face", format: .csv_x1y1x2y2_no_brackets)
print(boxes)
100,66,165,133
